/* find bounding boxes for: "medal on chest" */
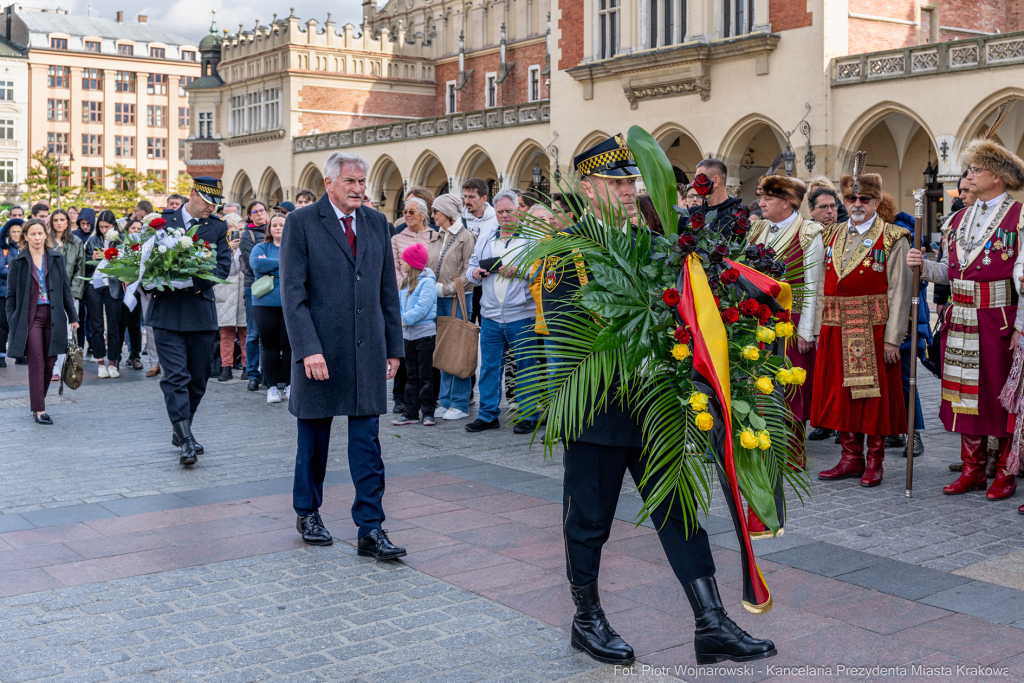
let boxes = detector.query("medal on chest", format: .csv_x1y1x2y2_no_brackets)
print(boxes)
983,241,993,266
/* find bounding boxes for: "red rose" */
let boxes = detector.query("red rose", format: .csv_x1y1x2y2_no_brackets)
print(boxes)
758,304,772,324
692,173,714,197
192,234,200,242
662,288,681,306
103,247,119,260
775,310,791,323
689,212,706,230
714,244,730,258
740,299,760,316
149,217,167,229
674,326,691,344
721,307,740,324
678,233,698,249
733,205,750,219
203,241,210,248
721,267,740,284
131,243,140,252
735,214,750,230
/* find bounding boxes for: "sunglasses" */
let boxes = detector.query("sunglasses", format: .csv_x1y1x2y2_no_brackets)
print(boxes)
402,210,418,216
847,195,874,205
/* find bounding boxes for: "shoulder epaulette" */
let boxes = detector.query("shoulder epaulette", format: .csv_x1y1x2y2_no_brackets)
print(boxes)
883,223,912,252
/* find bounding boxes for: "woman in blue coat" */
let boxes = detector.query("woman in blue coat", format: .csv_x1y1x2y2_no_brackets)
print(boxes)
250,212,290,404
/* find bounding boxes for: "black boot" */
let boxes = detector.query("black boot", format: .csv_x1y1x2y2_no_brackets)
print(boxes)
569,581,635,665
172,419,198,466
218,366,232,382
172,414,204,455
684,576,777,664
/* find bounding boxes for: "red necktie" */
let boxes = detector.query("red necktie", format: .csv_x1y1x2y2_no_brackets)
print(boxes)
341,215,356,257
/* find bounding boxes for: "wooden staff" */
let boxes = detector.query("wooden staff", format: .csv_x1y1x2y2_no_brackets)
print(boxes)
906,188,926,497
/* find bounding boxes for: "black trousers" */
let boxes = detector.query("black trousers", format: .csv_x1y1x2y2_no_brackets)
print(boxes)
119,301,142,362
403,335,436,418
393,358,407,402
251,306,291,387
563,440,716,587
0,301,8,354
84,283,122,362
153,328,216,423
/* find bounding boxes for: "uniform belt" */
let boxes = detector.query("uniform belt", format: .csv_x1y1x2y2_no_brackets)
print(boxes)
820,294,888,327
950,278,1012,308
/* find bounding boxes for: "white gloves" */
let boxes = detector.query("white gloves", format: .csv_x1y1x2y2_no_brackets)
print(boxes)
436,282,445,297
170,278,194,290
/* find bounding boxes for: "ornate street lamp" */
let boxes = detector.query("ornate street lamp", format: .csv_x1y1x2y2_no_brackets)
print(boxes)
781,145,796,176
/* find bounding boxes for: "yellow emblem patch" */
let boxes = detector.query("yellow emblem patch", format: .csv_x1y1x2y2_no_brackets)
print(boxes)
544,255,563,293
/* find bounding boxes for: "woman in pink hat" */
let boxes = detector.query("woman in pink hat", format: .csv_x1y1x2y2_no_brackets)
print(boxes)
392,242,438,426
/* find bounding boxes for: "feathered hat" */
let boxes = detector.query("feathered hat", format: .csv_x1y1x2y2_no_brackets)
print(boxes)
963,97,1024,191
756,152,807,210
840,151,883,200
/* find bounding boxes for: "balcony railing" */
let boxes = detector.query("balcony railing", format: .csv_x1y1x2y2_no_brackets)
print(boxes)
292,101,551,154
833,30,1024,85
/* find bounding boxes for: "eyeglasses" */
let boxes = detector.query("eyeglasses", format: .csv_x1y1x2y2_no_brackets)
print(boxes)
251,208,266,215
402,210,418,216
686,194,700,201
848,196,874,205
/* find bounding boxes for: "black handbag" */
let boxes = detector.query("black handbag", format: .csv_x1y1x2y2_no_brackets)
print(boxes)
922,318,943,379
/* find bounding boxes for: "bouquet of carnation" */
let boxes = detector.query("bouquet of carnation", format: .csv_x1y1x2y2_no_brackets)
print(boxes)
509,126,811,615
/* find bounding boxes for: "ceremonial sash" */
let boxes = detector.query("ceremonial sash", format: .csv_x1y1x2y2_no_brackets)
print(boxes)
944,278,1013,414
821,293,889,399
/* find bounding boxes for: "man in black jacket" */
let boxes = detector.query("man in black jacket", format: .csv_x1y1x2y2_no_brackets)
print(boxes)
542,136,775,667
148,177,231,465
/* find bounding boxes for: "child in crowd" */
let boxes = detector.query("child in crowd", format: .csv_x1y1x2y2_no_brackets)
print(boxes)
393,242,437,426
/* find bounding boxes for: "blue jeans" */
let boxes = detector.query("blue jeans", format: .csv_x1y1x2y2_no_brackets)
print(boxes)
479,316,538,423
437,295,473,412
244,286,261,381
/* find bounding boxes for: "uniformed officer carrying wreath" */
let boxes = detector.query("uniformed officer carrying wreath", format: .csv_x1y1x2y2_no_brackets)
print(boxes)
539,136,776,666
147,177,232,465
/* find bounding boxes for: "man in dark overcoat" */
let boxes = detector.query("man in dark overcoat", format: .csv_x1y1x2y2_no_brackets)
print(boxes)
280,151,406,558
148,177,231,466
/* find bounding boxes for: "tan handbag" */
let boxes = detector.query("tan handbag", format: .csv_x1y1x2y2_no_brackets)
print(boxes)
60,338,84,395
432,279,479,379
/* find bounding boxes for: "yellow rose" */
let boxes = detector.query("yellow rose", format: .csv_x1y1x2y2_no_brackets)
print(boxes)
689,391,709,412
755,376,774,395
756,327,776,344
741,345,760,361
775,322,795,339
739,429,759,449
757,430,772,450
776,368,795,385
790,367,807,385
695,411,714,432
672,343,691,361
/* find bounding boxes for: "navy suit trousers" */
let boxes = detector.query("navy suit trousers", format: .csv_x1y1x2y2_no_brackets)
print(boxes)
153,328,216,423
293,415,386,537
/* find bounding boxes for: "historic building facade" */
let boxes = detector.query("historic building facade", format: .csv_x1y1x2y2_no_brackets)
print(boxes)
189,1,1023,232
0,34,28,207
3,5,200,203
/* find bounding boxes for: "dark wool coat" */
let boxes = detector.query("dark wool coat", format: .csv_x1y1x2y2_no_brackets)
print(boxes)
5,248,79,357
281,194,404,419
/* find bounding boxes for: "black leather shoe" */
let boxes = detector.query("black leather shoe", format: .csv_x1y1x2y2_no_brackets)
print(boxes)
569,581,635,664
358,529,406,560
218,366,232,382
807,427,834,441
247,379,259,392
14,356,26,365
171,415,204,455
886,435,906,449
33,413,53,425
513,420,538,435
684,576,777,664
296,512,333,545
465,418,500,432
172,419,199,466
903,431,923,458
0,356,6,367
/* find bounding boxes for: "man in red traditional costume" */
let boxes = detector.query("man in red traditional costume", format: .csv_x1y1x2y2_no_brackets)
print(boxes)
745,174,823,535
908,138,1024,500
812,155,912,488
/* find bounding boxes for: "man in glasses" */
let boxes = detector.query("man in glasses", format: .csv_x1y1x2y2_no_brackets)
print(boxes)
811,159,913,489
908,139,1024,502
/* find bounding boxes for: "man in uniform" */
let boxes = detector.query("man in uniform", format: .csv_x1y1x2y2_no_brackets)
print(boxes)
745,174,823,534
812,157,912,488
542,135,776,666
909,139,1024,499
148,177,231,465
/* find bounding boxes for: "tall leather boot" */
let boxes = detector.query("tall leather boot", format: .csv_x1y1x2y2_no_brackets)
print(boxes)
746,505,774,540
172,419,199,466
943,435,987,495
569,581,634,664
986,438,1017,501
861,435,884,487
684,576,777,664
171,413,204,454
818,433,865,480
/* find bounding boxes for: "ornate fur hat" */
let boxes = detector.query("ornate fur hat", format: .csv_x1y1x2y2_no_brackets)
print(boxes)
840,173,882,200
757,175,807,211
963,139,1024,192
